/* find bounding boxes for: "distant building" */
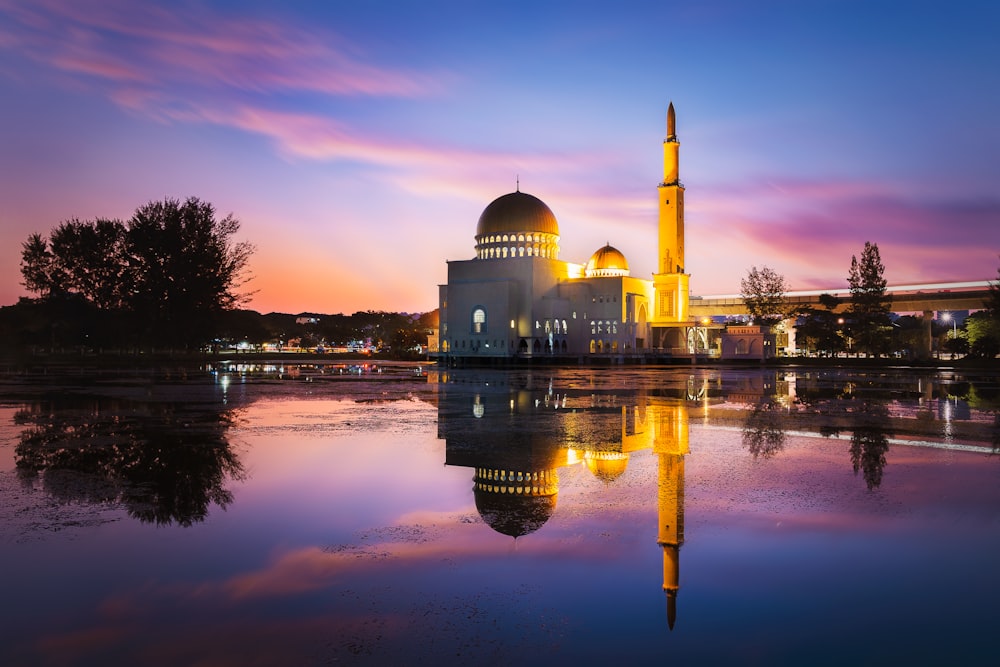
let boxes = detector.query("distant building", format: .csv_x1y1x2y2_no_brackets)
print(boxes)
720,325,778,360
438,104,692,361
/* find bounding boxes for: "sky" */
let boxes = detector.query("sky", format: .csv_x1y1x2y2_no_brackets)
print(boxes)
1,0,998,315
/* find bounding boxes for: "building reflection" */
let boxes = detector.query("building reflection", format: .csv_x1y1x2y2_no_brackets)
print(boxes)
435,372,695,630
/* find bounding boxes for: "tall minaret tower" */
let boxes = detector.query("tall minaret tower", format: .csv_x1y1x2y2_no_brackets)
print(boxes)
652,103,691,334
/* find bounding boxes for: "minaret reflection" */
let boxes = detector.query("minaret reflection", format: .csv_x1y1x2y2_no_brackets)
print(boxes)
652,400,688,630
437,373,699,631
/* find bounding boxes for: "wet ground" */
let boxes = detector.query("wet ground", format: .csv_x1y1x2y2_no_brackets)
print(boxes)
1,363,998,665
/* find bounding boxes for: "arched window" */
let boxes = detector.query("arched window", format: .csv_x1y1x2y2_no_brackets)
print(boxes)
472,307,487,334
562,319,568,333
554,320,561,334
591,320,596,335
544,320,551,334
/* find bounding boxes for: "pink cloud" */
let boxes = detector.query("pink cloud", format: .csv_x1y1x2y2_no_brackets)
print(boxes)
684,177,1000,293
1,0,441,98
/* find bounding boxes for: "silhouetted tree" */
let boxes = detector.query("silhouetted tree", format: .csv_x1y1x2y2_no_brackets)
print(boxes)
127,198,255,349
19,233,58,296
18,197,254,352
795,293,844,356
740,265,789,327
848,242,891,357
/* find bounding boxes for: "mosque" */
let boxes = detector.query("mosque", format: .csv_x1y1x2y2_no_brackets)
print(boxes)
437,104,693,361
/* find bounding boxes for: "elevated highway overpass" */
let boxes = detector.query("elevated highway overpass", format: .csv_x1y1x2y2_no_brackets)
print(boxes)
689,281,994,317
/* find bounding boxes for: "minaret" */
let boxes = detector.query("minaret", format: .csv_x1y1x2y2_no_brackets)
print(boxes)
658,102,683,275
652,102,691,336
654,399,688,630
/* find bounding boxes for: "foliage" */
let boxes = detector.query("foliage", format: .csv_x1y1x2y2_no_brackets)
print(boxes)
18,197,254,351
740,265,789,327
794,293,844,356
966,311,1000,360
848,242,892,357
891,315,928,359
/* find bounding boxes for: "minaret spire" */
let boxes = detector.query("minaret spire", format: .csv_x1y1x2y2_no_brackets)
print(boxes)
667,102,676,141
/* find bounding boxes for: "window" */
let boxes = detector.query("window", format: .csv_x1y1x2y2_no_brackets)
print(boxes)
472,308,487,334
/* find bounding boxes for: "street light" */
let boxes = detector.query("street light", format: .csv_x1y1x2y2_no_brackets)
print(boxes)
942,312,957,338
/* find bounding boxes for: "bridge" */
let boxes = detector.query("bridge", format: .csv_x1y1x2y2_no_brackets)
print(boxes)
689,280,994,317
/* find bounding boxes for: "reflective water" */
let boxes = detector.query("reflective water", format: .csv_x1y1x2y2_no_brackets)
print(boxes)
1,364,998,665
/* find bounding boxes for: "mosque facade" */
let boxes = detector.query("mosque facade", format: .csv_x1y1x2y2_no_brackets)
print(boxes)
438,104,692,361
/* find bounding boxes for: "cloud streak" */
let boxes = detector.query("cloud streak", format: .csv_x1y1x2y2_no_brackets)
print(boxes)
1,0,436,98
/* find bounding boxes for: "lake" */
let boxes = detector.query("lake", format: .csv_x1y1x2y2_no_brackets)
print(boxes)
1,363,998,666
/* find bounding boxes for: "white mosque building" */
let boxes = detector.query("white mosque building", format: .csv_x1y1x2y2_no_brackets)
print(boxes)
438,104,694,361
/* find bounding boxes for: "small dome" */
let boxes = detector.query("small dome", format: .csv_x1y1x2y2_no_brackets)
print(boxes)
476,191,559,238
585,244,630,277
584,451,629,483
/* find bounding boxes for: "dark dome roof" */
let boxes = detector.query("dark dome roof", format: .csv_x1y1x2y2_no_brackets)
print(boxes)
476,191,559,237
474,489,557,538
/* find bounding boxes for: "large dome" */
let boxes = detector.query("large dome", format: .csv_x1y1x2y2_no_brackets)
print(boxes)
585,244,630,277
476,191,559,237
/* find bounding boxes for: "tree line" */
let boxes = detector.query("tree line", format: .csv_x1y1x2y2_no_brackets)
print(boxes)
12,197,253,352
741,242,1000,359
4,197,435,358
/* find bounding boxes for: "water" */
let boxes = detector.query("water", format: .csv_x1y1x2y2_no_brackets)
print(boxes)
1,363,998,665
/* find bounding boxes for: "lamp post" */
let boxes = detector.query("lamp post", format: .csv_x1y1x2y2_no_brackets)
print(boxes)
942,312,957,338
942,312,957,358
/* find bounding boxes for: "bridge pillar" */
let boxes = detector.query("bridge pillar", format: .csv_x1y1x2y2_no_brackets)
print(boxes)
920,310,934,360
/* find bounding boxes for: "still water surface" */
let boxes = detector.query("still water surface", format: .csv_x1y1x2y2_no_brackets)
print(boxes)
1,364,998,665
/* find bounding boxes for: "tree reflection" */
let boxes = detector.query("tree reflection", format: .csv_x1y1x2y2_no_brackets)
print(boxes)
849,401,891,490
742,400,786,459
14,396,244,526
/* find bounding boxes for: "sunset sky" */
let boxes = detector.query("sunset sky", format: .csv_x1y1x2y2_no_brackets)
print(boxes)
1,0,998,315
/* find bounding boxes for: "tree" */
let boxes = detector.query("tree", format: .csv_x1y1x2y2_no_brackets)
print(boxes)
740,265,789,327
49,218,129,309
795,293,844,356
127,198,255,348
966,311,999,360
18,197,255,351
20,233,57,297
848,242,891,357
